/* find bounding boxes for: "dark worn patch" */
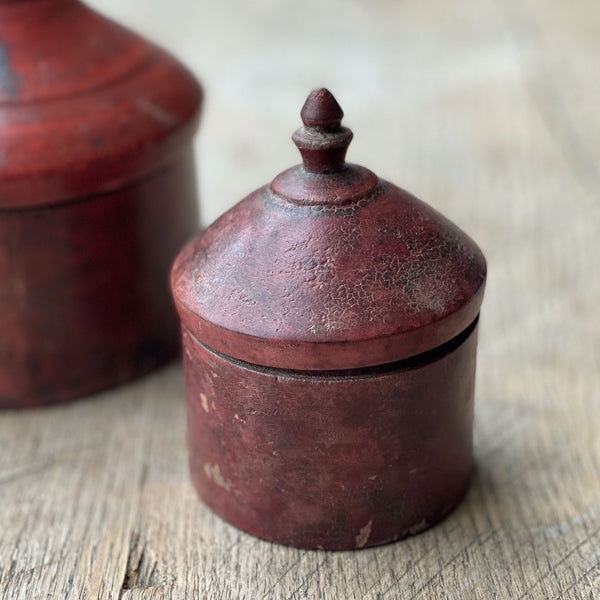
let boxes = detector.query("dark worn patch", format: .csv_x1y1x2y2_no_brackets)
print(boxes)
0,37,21,98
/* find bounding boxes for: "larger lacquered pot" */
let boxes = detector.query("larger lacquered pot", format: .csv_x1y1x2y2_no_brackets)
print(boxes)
0,0,202,408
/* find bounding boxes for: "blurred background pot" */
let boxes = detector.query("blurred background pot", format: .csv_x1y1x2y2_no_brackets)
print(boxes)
0,0,202,408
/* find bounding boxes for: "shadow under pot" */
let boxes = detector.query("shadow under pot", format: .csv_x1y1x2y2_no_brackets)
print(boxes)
171,89,486,550
0,0,202,408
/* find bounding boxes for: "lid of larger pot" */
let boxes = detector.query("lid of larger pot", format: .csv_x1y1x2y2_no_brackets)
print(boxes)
0,0,202,209
172,89,486,371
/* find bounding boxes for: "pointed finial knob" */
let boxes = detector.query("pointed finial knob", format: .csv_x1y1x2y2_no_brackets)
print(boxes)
292,88,353,174
300,89,344,129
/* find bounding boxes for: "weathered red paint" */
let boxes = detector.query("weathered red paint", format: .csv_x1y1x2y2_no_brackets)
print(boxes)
0,0,202,408
172,89,486,549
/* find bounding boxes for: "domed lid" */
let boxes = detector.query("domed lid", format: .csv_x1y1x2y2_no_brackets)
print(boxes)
172,89,486,371
0,0,202,209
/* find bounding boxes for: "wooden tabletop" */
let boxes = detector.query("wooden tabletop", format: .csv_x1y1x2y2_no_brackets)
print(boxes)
2,0,599,598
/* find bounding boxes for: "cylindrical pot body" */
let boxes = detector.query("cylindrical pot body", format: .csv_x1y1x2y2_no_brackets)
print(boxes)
172,90,486,549
184,322,478,550
0,150,197,407
0,0,202,408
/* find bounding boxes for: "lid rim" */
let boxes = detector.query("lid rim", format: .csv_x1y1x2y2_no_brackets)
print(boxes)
172,279,485,371
0,108,200,210
185,316,480,376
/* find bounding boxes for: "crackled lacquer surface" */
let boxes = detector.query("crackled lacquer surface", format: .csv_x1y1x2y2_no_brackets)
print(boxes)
1,0,599,597
172,181,485,369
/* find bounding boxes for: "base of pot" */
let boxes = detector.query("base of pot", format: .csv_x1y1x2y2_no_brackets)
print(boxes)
184,319,479,550
200,466,472,551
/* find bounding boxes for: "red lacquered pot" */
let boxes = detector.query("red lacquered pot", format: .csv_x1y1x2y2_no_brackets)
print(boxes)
0,0,202,408
171,89,486,550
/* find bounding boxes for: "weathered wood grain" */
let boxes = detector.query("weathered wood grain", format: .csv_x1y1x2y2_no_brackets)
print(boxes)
1,0,599,597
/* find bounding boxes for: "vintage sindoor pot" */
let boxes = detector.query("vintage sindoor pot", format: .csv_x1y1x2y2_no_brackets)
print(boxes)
171,89,486,550
0,0,202,408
